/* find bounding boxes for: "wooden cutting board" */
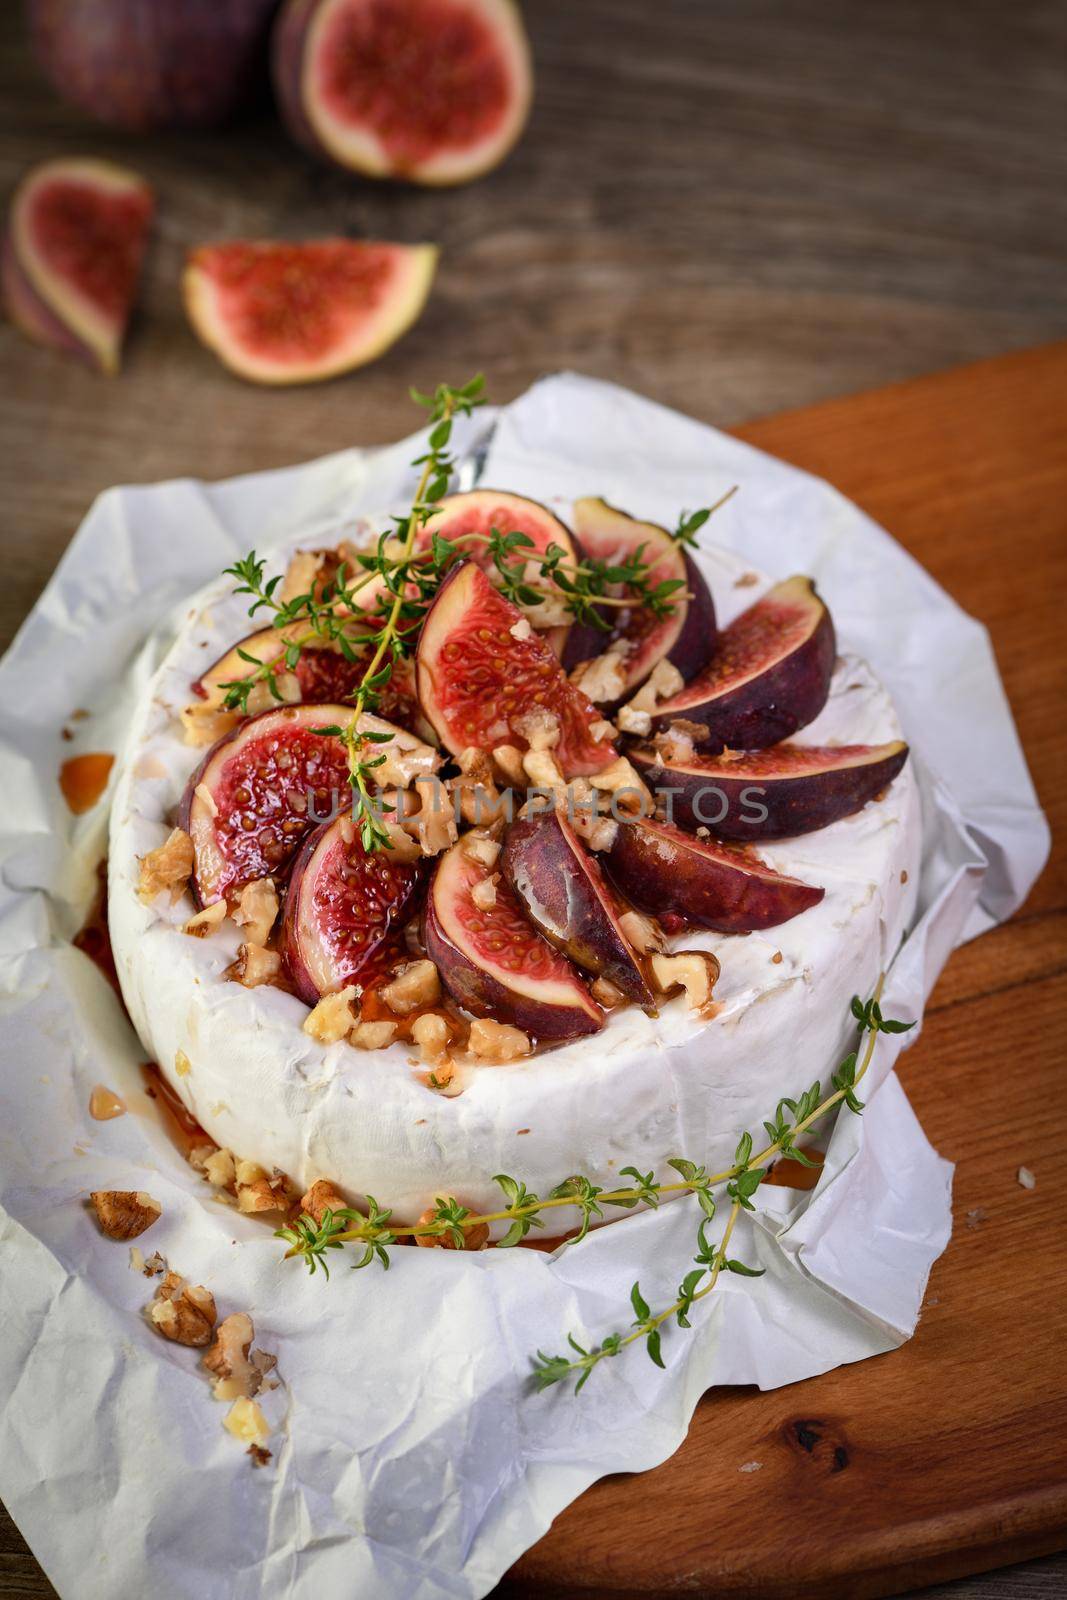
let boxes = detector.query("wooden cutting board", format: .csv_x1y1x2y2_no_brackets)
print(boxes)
499,342,1067,1599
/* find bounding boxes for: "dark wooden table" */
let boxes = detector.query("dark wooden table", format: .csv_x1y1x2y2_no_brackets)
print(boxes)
1,2,1065,1596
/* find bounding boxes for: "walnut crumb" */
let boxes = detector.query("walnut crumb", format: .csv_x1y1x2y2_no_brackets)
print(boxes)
90,1189,161,1241
203,1312,276,1402
650,950,721,1010
232,878,279,947
137,828,194,905
235,942,282,988
183,899,227,938
412,1012,452,1064
351,1019,399,1050
148,1272,217,1347
303,986,357,1044
380,959,440,1015
468,1018,531,1062
300,1179,348,1224
248,1444,272,1468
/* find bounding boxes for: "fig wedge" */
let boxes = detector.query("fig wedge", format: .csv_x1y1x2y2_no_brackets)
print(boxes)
562,497,716,695
416,561,616,778
502,809,655,1005
424,838,603,1041
179,703,357,904
631,740,909,840
653,576,835,751
194,625,422,729
418,489,577,654
283,815,422,1002
605,814,823,933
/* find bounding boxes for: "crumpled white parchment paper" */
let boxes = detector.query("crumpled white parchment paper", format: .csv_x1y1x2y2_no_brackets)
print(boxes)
0,374,1049,1600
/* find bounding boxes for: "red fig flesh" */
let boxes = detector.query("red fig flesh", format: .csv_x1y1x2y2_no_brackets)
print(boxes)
416,562,616,778
652,576,836,752
282,815,421,1001
272,0,533,185
605,814,824,934
179,703,356,904
631,740,910,840
563,498,716,696
29,0,281,132
194,625,422,729
502,810,655,1006
3,159,153,374
183,239,437,385
424,839,603,1040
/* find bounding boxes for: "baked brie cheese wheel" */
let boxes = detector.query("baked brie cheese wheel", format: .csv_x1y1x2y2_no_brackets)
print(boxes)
109,510,920,1226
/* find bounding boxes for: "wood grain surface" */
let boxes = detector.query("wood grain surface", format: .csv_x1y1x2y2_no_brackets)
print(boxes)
1,0,1066,1595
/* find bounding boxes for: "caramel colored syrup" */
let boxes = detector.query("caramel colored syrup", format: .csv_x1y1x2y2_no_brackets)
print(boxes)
59,752,114,814
73,859,123,1000
89,1085,126,1120
763,1146,824,1190
141,1062,213,1161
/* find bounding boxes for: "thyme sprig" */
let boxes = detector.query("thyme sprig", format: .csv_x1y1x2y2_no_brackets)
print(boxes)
276,986,914,1389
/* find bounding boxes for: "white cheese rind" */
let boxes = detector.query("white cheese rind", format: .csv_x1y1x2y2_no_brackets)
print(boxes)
108,538,920,1223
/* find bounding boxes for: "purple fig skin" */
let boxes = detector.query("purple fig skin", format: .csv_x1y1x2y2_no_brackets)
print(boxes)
630,740,909,841
1,234,94,364
604,815,824,934
561,501,717,697
502,810,656,1006
282,815,421,1003
29,0,281,132
424,842,603,1042
653,576,836,753
179,702,354,907
270,0,321,154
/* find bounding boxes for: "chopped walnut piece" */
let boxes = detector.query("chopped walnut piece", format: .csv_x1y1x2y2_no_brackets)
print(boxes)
415,1204,490,1251
412,1012,452,1063
187,1138,220,1174
235,942,282,988
570,649,627,704
400,774,458,857
354,715,439,790
248,1444,273,1467
471,874,498,910
653,724,697,765
351,1019,399,1050
183,899,227,938
616,704,652,736
461,830,501,869
618,910,664,954
590,976,627,1008
148,1272,217,1347
235,1160,289,1214
450,746,505,827
509,615,533,641
300,1179,349,1224
90,1189,161,1241
522,747,566,797
468,1018,532,1062
141,1251,167,1278
137,827,194,905
588,757,653,814
621,659,685,724
202,1312,274,1402
589,717,618,742
380,959,441,1015
513,707,560,752
517,566,570,629
303,986,357,1044
491,744,526,786
202,1147,237,1191
650,950,721,1010
232,878,279,947
223,1396,270,1445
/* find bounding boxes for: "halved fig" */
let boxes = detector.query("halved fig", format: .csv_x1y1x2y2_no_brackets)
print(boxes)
182,238,437,385
179,703,356,905
418,489,577,654
424,839,603,1040
631,740,909,840
3,157,153,374
652,576,836,752
194,625,422,729
604,814,824,934
272,0,533,186
283,815,422,1002
416,561,616,778
502,809,655,1005
562,498,716,696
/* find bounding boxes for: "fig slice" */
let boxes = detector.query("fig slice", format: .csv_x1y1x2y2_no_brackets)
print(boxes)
3,157,154,374
562,498,717,696
418,489,577,654
193,625,423,730
272,0,533,186
179,702,357,905
424,838,603,1040
652,576,836,752
182,238,437,385
416,561,617,778
502,809,655,1006
631,740,909,840
282,816,422,1002
604,814,824,934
